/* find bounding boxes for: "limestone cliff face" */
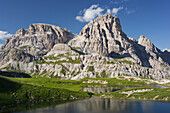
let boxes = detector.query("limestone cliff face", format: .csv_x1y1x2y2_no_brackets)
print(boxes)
69,14,169,68
138,35,160,53
78,14,129,56
0,14,169,80
1,24,74,54
69,14,144,66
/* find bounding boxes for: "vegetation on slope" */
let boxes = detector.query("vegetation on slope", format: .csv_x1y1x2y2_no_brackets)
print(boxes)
0,75,169,112
0,76,91,109
97,87,170,101
37,54,81,64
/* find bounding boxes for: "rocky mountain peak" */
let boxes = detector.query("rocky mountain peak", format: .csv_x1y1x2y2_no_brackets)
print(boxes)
16,28,25,36
74,14,129,56
128,37,136,42
26,23,64,35
138,35,160,53
80,14,123,37
138,35,154,48
1,23,74,53
113,16,122,33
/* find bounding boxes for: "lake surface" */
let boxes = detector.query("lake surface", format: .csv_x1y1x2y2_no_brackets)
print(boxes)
14,97,170,113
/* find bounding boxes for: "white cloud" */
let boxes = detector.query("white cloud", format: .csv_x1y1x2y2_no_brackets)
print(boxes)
112,7,123,16
76,5,125,22
76,4,104,22
0,31,12,40
106,9,111,14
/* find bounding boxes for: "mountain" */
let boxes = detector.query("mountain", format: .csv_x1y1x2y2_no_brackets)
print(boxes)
1,24,74,56
0,14,170,80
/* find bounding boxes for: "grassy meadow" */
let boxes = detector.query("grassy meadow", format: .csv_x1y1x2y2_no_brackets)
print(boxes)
0,75,170,112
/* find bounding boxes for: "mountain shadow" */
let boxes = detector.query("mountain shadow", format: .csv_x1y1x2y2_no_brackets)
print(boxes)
0,70,32,78
0,76,22,93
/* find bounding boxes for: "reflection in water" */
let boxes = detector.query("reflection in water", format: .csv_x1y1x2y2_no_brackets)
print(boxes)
81,86,132,93
145,84,167,88
81,85,167,93
16,97,170,113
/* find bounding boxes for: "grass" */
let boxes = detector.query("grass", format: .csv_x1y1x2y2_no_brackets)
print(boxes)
36,56,140,77
113,58,138,65
3,77,83,92
2,77,146,92
72,47,81,51
37,59,79,65
0,76,92,109
71,71,81,77
37,55,81,65
60,65,67,75
57,53,66,57
107,61,115,64
88,66,93,72
101,70,107,78
43,56,60,60
81,77,145,86
1,99,75,113
0,75,169,112
0,50,10,53
105,57,139,66
97,87,170,101
107,78,145,86
160,63,167,67
95,72,100,78
19,45,29,49
121,60,137,65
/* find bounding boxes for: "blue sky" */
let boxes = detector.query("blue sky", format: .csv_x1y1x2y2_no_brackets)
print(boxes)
0,0,169,50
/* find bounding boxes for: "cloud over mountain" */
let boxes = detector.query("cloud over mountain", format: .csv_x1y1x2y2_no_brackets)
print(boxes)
76,5,124,22
0,31,12,40
76,5,104,22
107,7,124,15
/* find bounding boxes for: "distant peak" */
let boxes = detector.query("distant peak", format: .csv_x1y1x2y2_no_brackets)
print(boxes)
31,23,56,26
90,14,119,23
16,28,25,35
162,48,170,52
99,14,119,19
27,23,66,34
29,23,59,28
99,14,113,18
80,14,123,37
138,35,154,48
138,35,150,42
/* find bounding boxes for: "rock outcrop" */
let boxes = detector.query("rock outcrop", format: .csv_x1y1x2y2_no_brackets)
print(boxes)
74,14,129,56
46,44,77,57
0,14,169,80
0,24,74,56
138,35,160,53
